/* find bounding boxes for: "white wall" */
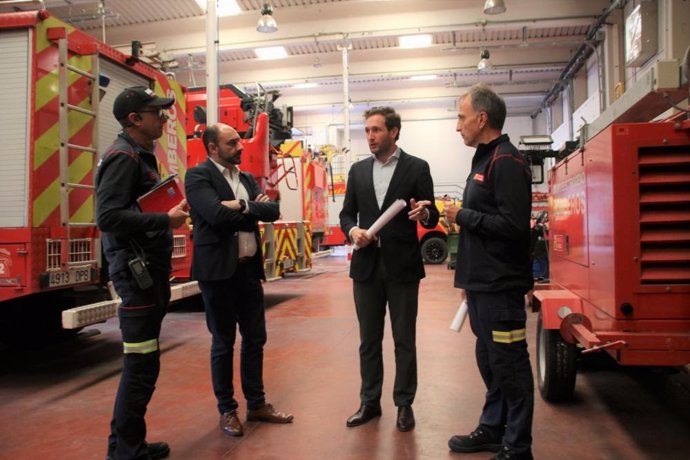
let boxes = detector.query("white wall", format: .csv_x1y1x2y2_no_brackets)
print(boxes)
551,0,690,144
293,107,535,200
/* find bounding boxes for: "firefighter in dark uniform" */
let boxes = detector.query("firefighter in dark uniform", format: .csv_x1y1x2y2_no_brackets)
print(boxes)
444,84,534,460
96,86,188,460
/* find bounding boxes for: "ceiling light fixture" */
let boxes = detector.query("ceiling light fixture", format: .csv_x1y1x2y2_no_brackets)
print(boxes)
195,0,242,17
293,82,319,89
255,46,287,60
257,3,278,33
483,0,506,15
399,34,433,49
410,75,438,81
477,49,492,72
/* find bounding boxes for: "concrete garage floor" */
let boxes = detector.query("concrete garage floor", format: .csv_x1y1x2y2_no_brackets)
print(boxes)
1,255,689,460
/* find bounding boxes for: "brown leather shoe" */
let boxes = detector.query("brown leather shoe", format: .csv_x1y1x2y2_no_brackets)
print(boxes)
220,410,243,436
246,403,294,423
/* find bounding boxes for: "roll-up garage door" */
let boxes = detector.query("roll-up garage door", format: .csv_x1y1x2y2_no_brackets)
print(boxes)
0,29,30,228
97,59,149,158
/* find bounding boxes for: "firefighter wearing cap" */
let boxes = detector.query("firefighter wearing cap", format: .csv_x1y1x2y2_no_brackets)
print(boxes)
96,86,189,460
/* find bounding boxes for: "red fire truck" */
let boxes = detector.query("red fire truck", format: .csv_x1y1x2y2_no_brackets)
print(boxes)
0,11,199,344
0,11,313,344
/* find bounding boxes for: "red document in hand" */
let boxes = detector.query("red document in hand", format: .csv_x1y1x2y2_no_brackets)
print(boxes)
137,174,183,213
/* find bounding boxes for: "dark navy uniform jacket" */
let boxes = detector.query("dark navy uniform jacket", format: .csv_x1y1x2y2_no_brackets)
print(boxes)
96,132,173,276
453,134,533,292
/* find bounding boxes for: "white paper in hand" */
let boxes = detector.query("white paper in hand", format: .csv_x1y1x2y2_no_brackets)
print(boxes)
450,300,468,332
353,199,407,250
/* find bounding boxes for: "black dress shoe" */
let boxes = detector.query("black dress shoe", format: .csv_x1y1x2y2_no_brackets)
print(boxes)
146,442,171,460
449,427,502,453
396,405,415,432
346,404,382,427
491,446,534,460
106,441,170,460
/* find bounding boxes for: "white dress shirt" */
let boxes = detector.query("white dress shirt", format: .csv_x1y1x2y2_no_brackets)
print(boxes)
372,148,400,209
210,159,257,258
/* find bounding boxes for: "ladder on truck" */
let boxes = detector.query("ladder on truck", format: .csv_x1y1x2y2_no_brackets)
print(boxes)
53,31,113,329
56,33,201,329
56,32,100,238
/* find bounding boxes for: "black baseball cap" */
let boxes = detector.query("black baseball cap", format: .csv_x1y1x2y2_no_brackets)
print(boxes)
113,86,174,121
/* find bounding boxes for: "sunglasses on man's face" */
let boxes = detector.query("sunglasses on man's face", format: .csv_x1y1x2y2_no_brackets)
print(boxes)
138,108,168,118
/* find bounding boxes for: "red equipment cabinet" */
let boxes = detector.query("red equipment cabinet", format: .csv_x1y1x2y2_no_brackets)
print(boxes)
535,120,690,401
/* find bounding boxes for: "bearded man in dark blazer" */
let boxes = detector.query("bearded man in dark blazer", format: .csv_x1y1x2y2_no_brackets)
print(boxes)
185,123,293,438
340,106,439,432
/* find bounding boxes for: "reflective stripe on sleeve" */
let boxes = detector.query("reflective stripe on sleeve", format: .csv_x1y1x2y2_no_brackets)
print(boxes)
123,338,159,354
492,328,526,344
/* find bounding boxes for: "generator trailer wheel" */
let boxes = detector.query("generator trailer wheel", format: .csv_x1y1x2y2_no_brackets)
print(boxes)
421,237,448,264
536,311,577,401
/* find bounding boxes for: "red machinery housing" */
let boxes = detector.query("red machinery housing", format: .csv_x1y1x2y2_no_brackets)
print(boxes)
185,86,315,279
186,85,280,188
534,120,690,401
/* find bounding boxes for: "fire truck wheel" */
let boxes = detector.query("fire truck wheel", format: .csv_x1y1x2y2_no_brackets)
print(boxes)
311,234,323,253
421,237,448,264
536,311,577,402
0,292,83,350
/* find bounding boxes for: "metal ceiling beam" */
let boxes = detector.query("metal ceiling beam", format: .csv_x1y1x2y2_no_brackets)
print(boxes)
225,63,568,90
162,16,597,57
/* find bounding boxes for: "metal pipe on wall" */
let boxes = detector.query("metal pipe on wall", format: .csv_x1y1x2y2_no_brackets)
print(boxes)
341,37,352,171
533,0,627,117
205,0,218,125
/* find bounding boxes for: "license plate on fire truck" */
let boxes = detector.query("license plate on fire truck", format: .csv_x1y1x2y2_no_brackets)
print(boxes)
48,267,92,287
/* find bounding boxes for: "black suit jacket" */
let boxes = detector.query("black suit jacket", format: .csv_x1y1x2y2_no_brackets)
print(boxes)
340,150,439,283
185,158,280,281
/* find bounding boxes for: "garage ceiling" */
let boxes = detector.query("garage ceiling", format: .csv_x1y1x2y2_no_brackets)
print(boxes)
5,0,615,115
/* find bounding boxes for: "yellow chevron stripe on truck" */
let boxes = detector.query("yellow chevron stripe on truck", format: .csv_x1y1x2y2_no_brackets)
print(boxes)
33,17,96,227
34,54,91,112
34,96,92,169
153,80,187,179
34,150,95,226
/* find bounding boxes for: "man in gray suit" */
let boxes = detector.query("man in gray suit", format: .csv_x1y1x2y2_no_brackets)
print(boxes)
340,107,439,432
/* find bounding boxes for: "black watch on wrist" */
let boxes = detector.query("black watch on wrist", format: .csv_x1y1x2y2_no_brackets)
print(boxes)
238,199,247,213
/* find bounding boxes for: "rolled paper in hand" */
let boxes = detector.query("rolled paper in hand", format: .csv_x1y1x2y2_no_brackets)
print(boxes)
450,300,468,332
353,199,407,250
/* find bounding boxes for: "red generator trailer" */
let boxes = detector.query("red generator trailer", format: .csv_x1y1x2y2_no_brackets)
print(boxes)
534,119,690,401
